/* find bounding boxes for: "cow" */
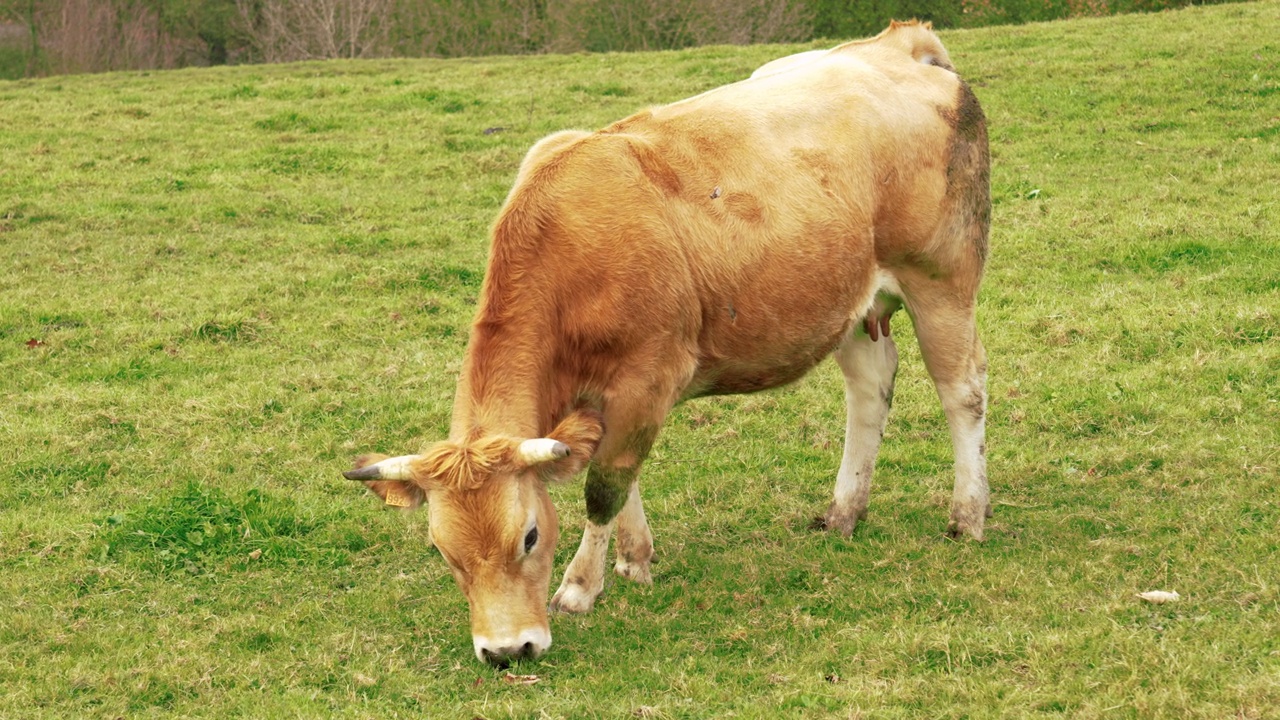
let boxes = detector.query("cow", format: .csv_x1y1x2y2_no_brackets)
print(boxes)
343,20,991,667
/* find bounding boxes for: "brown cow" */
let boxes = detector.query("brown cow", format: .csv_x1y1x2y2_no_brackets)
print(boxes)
344,20,990,666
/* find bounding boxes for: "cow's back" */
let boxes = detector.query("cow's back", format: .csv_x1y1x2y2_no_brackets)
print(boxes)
637,24,969,262
490,22,984,397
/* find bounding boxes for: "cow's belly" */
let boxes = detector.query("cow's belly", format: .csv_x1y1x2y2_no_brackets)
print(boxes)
686,321,851,398
682,259,873,398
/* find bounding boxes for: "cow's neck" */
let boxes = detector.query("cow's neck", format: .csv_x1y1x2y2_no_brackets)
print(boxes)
448,314,562,442
447,207,577,442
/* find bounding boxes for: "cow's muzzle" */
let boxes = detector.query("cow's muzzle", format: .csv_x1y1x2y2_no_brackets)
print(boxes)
474,628,551,667
481,642,536,668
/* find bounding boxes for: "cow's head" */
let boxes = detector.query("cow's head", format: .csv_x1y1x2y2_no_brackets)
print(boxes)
344,410,602,666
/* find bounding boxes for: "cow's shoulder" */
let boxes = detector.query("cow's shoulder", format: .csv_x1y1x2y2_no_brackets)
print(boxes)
513,129,592,188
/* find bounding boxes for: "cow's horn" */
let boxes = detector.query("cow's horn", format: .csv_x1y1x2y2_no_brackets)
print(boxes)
342,454,421,481
516,438,572,465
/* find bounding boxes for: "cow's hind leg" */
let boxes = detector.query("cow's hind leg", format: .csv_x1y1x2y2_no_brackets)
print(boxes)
904,285,989,540
824,317,899,536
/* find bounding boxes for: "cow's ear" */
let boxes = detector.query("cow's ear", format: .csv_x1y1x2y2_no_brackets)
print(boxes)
536,409,604,482
351,454,426,509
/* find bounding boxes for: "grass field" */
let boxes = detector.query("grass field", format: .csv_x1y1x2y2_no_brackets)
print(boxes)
1,2,1278,717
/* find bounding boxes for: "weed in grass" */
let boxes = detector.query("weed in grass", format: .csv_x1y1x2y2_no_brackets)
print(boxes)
568,82,632,97
253,111,341,134
105,482,320,571
9,461,112,503
191,317,261,344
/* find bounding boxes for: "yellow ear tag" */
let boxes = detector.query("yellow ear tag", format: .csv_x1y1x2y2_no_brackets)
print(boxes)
384,484,413,508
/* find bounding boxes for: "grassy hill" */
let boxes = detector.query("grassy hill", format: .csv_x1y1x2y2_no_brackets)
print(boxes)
1,2,1277,717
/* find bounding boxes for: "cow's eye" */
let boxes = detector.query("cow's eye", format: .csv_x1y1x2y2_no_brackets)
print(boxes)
523,526,539,554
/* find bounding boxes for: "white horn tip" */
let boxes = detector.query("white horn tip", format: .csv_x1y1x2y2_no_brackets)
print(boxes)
518,438,571,464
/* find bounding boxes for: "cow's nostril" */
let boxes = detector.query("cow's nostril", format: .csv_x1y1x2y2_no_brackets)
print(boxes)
481,648,511,669
520,641,534,658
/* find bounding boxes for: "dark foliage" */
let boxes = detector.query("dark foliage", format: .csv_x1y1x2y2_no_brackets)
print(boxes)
0,0,1246,78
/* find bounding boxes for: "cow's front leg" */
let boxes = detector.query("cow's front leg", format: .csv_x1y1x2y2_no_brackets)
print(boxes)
549,516,615,613
552,356,684,613
550,462,642,613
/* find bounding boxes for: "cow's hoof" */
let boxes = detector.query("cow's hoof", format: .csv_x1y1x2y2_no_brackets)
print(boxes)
614,559,652,584
549,582,599,614
945,517,985,541
818,502,866,538
947,499,988,541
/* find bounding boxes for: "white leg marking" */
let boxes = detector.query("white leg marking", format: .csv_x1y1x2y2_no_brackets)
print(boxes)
900,278,989,540
826,327,898,536
550,519,614,613
936,374,989,539
613,482,654,583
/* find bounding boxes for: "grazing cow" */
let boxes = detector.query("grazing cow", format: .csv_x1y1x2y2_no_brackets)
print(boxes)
344,20,991,666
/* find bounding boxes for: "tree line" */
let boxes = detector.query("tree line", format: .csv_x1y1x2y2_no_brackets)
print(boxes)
0,0,1227,78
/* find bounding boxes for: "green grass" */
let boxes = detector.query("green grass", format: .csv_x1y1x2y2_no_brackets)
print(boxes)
1,2,1278,717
